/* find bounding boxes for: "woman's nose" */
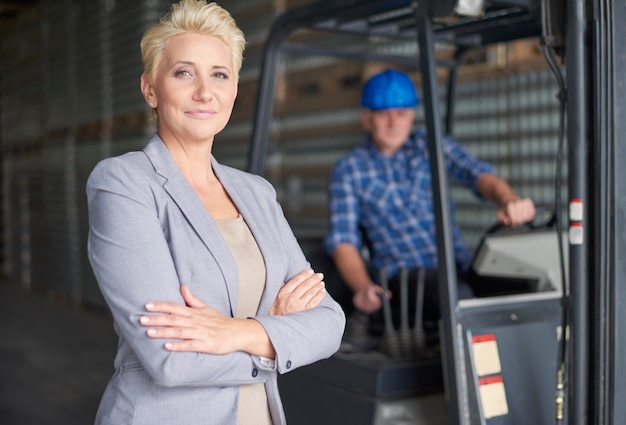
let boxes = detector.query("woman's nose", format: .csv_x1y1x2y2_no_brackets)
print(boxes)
193,77,213,101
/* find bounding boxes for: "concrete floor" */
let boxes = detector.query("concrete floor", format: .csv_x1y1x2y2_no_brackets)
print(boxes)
0,281,117,425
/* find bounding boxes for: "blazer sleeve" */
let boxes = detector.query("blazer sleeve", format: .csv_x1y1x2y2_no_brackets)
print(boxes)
249,176,346,374
87,157,278,388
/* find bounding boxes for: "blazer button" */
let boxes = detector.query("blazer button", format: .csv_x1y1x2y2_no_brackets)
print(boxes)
252,368,258,378
286,360,292,369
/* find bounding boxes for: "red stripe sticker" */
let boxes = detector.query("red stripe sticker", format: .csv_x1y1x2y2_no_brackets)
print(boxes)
479,375,504,386
472,334,496,344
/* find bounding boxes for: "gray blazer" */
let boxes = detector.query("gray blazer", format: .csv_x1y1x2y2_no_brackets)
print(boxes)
87,135,345,425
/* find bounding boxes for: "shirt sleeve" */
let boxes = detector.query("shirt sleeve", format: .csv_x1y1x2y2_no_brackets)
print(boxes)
443,135,494,196
324,157,363,256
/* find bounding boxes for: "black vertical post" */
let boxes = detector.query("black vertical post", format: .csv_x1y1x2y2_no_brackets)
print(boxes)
413,3,466,424
247,32,282,176
445,47,467,136
566,0,588,423
586,0,626,423
604,0,626,422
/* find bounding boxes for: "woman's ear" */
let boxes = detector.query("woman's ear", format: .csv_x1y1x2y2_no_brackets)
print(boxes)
141,73,156,108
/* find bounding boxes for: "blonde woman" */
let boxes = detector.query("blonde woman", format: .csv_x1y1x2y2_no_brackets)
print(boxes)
87,1,345,424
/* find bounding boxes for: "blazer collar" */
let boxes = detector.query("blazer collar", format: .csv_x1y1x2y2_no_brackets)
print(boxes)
143,135,240,315
142,135,280,316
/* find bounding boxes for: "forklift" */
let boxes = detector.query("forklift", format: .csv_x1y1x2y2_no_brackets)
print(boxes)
247,1,625,424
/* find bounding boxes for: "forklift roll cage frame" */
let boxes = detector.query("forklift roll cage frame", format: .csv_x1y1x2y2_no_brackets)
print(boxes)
246,1,626,424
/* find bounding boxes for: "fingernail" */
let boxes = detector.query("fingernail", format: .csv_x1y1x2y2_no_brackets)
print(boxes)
147,328,156,335
164,342,173,350
145,302,154,309
307,269,314,274
140,316,150,323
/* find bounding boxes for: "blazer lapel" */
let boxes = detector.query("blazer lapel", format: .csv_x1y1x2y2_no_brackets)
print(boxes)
213,160,286,315
143,136,239,316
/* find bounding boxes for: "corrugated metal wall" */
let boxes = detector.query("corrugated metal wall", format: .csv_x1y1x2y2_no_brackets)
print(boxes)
1,5,43,290
0,0,164,305
452,66,565,245
0,1,564,308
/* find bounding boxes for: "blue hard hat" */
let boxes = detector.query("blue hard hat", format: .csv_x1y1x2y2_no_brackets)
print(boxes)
360,69,420,110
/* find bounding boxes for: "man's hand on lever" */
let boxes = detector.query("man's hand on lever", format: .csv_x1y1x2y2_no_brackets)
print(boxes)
496,197,536,226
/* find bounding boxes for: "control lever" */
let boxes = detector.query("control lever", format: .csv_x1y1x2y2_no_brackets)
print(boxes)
399,268,412,357
378,268,401,358
414,268,427,354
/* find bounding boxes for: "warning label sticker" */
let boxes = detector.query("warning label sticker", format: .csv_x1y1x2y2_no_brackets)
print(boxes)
472,334,502,377
472,334,509,419
479,375,509,419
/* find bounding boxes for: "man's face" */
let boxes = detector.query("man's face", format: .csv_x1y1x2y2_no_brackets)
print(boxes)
361,108,415,156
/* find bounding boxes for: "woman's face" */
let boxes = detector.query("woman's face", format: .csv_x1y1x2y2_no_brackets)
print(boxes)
142,32,237,145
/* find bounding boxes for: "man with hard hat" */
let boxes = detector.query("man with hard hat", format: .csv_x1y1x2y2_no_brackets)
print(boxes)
325,68,536,323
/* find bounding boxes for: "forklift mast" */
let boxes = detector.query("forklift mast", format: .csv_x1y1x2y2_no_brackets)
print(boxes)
247,1,626,424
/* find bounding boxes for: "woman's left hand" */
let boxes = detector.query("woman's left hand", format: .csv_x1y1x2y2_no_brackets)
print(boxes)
270,269,326,316
140,285,251,354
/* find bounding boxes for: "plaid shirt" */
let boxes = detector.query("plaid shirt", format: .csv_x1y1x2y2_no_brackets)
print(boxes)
325,129,493,278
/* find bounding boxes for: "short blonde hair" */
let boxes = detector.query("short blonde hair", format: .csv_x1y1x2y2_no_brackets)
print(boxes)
141,0,246,81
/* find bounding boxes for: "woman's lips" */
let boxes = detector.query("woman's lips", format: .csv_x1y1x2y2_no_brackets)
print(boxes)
186,109,216,118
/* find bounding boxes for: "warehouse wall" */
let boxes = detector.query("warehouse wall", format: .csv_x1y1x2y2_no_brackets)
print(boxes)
0,0,562,309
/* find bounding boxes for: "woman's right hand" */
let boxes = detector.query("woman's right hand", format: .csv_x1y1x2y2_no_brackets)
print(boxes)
270,269,326,316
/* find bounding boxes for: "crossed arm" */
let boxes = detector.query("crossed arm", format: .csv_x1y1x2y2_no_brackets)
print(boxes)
139,269,326,357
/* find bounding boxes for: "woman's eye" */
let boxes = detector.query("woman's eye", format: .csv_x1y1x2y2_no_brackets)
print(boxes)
214,72,229,80
174,69,192,78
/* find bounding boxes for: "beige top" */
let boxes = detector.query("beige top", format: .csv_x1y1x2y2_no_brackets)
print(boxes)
215,215,272,425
